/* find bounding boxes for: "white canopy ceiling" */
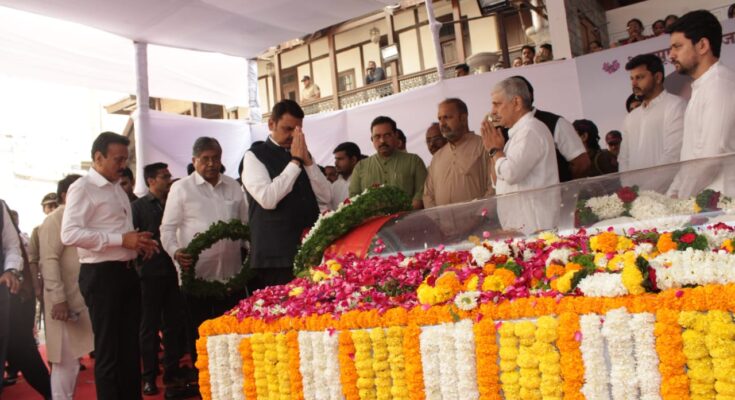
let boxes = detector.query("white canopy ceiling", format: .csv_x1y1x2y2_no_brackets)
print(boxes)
0,0,398,58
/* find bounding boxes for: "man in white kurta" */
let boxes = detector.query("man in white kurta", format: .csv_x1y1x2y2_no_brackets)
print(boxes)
482,77,560,234
39,175,94,400
666,11,735,198
620,54,686,173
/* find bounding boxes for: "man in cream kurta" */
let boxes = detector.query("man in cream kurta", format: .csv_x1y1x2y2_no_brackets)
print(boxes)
39,175,93,400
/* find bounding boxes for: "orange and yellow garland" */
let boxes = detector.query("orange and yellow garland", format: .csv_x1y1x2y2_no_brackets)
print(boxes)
197,284,735,399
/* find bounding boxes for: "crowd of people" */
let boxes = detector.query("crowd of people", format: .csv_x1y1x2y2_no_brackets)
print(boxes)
0,9,734,400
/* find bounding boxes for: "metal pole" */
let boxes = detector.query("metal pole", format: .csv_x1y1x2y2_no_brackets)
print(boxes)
133,41,149,196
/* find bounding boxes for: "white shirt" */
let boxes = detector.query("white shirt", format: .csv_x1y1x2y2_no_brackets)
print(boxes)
160,172,248,282
494,111,560,195
330,175,351,210
1,201,22,272
541,111,587,162
620,91,686,171
242,137,332,210
61,168,137,263
670,62,735,197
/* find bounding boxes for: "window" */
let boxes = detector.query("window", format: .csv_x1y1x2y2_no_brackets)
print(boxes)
338,69,356,92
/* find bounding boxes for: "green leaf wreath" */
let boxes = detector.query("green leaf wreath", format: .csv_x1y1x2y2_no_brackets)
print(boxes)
293,185,412,277
181,219,253,299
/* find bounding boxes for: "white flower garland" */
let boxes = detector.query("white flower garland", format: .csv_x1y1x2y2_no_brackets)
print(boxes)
629,313,662,400
629,194,669,221
309,332,329,400
227,334,246,400
320,332,343,400
586,194,626,219
452,320,480,400
650,248,735,290
437,324,460,400
577,273,629,297
579,314,610,400
419,325,443,400
601,308,639,400
208,334,233,400
297,331,317,400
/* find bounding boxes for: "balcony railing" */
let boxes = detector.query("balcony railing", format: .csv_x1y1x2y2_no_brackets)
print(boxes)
262,64,462,121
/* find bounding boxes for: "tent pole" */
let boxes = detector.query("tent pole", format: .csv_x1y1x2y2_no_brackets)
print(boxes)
133,41,150,195
247,58,261,122
425,1,445,81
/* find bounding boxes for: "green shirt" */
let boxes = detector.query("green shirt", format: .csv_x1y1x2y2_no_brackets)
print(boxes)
349,151,427,201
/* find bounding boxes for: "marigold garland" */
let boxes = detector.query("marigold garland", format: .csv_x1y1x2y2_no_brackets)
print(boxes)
680,311,715,398
285,331,305,400
557,312,585,400
197,284,735,399
535,316,562,399
238,337,258,400
370,328,392,400
402,324,426,400
195,337,212,400
473,317,501,400
515,320,542,400
275,333,291,399
706,311,735,399
352,329,377,400
655,309,690,400
338,331,360,400
498,322,521,400
386,326,409,400
261,332,280,398
250,333,269,399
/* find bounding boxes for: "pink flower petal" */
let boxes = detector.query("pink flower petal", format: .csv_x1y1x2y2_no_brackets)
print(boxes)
574,331,583,342
676,290,684,298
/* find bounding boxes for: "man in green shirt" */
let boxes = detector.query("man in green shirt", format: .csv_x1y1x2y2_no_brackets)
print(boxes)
349,116,427,209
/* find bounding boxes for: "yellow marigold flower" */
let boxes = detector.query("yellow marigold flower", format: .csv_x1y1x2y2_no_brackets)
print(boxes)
515,321,536,339
555,270,576,294
693,202,702,213
723,239,735,254
538,231,560,244
657,233,677,253
288,286,304,297
616,236,634,252
464,274,479,291
621,263,645,295
326,260,342,273
590,231,618,253
311,270,329,282
482,275,506,292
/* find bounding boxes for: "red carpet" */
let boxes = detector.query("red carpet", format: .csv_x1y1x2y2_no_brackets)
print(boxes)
3,346,199,399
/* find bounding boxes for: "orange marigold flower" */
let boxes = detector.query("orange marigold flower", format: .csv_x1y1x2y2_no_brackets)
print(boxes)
483,263,497,276
546,264,566,279
657,233,677,253
590,231,619,253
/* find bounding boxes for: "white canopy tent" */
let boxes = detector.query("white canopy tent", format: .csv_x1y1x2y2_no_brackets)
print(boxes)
0,0,400,193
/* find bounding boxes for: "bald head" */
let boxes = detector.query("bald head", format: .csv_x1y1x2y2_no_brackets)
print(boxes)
425,123,447,155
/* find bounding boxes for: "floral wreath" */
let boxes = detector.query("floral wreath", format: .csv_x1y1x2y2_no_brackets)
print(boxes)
181,219,253,299
293,185,412,277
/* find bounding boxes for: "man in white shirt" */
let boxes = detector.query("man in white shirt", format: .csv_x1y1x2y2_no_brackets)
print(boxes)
513,76,591,182
0,199,22,397
620,54,686,174
243,100,331,289
667,10,735,197
61,132,159,400
160,137,248,357
481,77,560,233
330,142,362,210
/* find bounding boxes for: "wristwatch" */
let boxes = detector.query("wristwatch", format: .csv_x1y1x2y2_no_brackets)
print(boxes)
488,147,501,158
5,268,23,282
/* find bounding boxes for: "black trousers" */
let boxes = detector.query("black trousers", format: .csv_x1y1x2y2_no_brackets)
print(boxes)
6,293,51,399
139,273,185,383
247,267,294,293
0,285,8,397
79,262,141,400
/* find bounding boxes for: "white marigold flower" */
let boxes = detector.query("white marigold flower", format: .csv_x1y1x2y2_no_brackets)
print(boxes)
487,240,511,256
546,247,574,267
454,291,481,311
471,245,491,266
